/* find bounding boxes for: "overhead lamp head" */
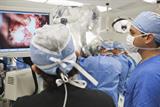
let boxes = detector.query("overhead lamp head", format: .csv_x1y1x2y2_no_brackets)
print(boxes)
143,0,160,4
112,18,131,34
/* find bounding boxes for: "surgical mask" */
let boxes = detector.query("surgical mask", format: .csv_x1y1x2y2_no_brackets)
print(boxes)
126,34,139,53
126,33,151,52
126,34,160,52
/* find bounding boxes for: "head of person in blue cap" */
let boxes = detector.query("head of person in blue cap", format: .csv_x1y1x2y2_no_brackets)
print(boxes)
99,41,127,56
99,40,114,56
126,11,160,58
30,24,76,77
29,24,99,107
112,41,127,55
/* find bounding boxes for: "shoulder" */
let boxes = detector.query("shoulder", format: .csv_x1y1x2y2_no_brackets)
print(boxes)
13,90,47,107
136,58,160,78
79,55,121,72
79,88,115,106
131,58,160,90
80,55,119,63
13,96,32,107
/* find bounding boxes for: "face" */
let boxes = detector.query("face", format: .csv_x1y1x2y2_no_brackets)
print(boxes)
129,26,149,49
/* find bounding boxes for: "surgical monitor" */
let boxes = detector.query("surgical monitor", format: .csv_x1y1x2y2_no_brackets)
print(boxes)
0,10,49,57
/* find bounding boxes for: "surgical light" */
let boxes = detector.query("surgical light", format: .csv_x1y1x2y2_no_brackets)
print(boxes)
112,18,131,34
143,0,160,3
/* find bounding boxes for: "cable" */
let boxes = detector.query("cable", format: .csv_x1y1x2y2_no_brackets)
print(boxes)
58,72,68,107
63,84,68,107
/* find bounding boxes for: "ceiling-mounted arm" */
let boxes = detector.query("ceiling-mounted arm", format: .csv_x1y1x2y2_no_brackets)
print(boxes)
105,2,110,31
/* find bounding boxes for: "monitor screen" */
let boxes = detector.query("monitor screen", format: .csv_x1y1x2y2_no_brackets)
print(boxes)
0,10,49,57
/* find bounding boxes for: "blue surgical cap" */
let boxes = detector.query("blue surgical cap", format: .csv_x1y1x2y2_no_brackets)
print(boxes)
30,24,76,75
101,41,114,50
132,11,160,43
113,41,125,51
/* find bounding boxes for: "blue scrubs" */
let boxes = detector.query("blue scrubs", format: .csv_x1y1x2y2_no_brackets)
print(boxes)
125,55,160,107
78,55,122,105
16,57,29,69
113,54,136,94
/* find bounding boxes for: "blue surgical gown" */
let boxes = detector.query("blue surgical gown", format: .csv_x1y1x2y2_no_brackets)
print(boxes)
112,54,136,94
125,55,160,107
78,55,122,105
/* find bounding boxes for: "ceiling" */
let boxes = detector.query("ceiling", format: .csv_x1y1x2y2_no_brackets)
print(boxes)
0,0,158,15
0,0,157,9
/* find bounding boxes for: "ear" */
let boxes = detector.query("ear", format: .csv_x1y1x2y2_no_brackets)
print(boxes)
144,34,154,44
31,64,42,74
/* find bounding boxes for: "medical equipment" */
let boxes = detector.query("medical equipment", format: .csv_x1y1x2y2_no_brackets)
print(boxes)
51,6,102,50
112,18,131,34
4,68,35,101
0,10,49,57
143,0,160,3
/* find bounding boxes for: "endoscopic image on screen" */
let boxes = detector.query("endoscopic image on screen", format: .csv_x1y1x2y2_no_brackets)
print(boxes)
0,11,49,49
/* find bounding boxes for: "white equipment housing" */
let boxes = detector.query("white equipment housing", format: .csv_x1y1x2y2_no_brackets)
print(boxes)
4,68,35,101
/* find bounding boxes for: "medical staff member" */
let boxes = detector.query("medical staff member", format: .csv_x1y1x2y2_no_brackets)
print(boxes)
99,41,136,106
124,11,160,107
78,53,122,106
99,41,114,56
13,24,115,107
112,41,136,94
101,41,136,95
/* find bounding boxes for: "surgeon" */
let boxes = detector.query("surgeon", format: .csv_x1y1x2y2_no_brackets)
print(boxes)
124,11,160,107
78,46,122,106
101,41,137,94
112,41,136,94
13,24,115,107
